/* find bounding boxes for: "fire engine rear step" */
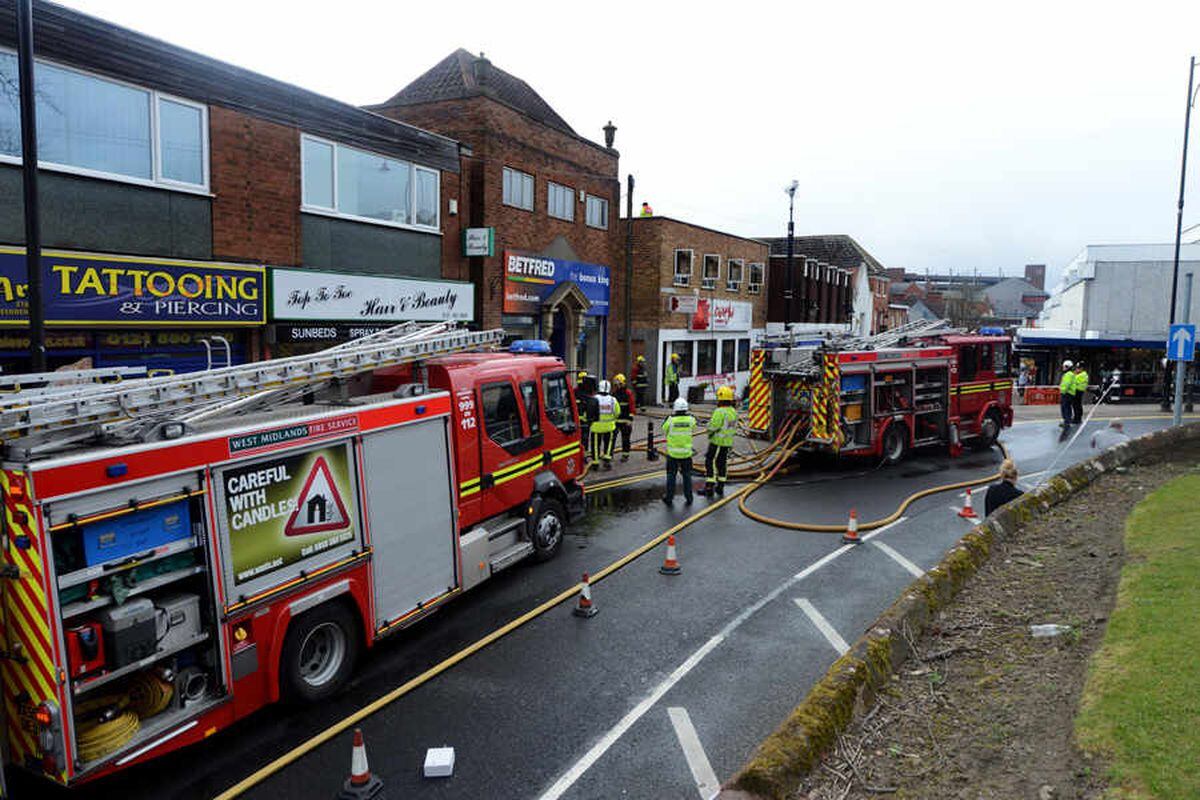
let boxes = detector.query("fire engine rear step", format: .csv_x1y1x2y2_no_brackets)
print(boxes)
489,541,535,573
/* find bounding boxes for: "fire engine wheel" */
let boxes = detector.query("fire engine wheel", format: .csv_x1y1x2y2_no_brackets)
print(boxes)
281,602,360,703
529,498,566,562
972,412,1003,450
882,423,908,465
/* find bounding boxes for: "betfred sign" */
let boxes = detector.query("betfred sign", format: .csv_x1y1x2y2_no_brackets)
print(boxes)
502,250,610,317
690,298,752,332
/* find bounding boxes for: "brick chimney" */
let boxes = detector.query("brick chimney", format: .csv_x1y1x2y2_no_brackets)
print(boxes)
1024,263,1046,290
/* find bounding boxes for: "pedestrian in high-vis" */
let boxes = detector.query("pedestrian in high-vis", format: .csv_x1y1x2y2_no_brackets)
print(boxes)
665,352,681,405
1058,360,1075,426
590,380,619,471
703,385,738,497
984,459,1023,516
1071,362,1089,424
632,354,649,408
612,373,635,462
661,397,696,505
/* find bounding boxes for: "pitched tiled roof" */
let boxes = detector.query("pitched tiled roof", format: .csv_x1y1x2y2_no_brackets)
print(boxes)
374,49,577,136
759,234,887,275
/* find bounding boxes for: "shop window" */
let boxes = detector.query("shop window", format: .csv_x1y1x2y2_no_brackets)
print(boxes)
737,338,751,372
727,259,744,292
520,381,541,436
548,181,574,221
301,135,439,230
542,372,576,432
482,382,524,448
721,339,736,373
702,255,720,290
697,340,717,375
503,167,534,211
748,263,764,294
674,250,693,287
585,194,609,229
668,341,694,377
0,52,207,190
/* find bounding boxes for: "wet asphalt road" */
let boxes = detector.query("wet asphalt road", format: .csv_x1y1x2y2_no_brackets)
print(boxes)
26,415,1176,800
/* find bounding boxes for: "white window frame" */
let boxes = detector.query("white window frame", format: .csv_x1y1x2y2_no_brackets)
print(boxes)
673,249,693,287
502,166,534,211
747,262,764,294
702,254,720,290
299,133,441,233
726,258,744,292
547,180,575,222
0,47,210,194
585,193,609,229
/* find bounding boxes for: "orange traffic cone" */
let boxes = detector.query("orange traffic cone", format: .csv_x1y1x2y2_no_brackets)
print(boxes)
573,572,599,618
336,729,383,799
842,509,862,545
659,535,682,575
958,488,978,519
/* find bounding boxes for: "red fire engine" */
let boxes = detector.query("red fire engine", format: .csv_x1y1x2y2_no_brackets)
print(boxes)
747,320,1014,463
0,324,584,789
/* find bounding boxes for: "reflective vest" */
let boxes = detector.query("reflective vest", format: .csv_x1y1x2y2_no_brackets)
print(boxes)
662,414,696,458
592,394,619,433
707,405,737,448
632,365,648,389
665,362,679,386
1073,370,1089,394
1058,372,1075,396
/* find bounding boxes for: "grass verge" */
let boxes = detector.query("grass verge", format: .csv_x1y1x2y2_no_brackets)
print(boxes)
1075,472,1200,799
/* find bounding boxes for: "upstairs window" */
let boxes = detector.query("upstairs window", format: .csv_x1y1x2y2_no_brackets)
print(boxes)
726,259,744,292
702,254,720,290
548,181,574,221
503,167,534,210
301,135,439,230
748,262,764,294
585,194,609,229
0,51,208,191
673,249,693,287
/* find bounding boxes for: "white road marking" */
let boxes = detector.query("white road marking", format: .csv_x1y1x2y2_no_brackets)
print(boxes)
536,519,907,800
794,598,850,655
667,707,720,800
872,540,924,577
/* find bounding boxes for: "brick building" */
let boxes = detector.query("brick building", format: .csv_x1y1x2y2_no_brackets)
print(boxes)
371,50,623,376
628,216,768,403
0,2,472,374
758,234,890,334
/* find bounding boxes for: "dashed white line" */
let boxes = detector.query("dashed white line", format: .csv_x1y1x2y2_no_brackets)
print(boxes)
872,540,925,577
535,516,908,800
794,598,850,655
667,707,720,800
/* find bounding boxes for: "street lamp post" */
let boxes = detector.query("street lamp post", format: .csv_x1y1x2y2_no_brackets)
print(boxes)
17,0,45,372
1165,56,1197,417
784,180,798,331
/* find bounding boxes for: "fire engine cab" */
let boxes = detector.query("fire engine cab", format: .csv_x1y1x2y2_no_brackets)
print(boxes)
748,319,1014,463
0,324,583,789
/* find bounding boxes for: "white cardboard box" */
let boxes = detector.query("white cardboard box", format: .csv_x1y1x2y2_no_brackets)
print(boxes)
424,746,455,778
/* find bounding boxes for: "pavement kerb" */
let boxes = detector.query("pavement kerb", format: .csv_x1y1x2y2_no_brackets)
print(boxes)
721,422,1200,800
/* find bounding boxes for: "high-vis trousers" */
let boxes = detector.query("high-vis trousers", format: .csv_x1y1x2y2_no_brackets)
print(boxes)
590,429,615,464
704,443,729,493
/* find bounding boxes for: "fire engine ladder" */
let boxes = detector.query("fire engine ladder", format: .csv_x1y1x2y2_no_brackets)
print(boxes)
830,318,959,351
0,322,503,456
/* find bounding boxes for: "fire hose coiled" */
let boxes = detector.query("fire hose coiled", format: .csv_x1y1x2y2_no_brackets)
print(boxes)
128,670,175,718
75,695,139,763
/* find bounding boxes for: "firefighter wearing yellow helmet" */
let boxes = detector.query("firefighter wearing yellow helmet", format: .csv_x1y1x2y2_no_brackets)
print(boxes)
632,354,649,407
612,373,636,462
704,384,738,496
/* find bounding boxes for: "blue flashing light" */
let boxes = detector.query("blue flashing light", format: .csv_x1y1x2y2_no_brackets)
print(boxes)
510,339,552,355
979,327,1005,336
106,463,128,478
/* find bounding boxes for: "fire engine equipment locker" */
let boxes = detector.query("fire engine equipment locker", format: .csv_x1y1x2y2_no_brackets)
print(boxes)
81,500,192,567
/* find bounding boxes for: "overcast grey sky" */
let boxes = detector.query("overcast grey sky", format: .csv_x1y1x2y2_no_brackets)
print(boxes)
56,0,1200,286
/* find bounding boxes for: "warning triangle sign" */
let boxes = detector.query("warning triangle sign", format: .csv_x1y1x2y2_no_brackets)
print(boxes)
284,456,351,537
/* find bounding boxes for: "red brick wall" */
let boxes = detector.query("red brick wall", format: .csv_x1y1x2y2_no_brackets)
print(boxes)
380,96,624,372
209,105,301,266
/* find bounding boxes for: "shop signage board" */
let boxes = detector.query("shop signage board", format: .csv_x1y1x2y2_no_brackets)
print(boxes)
690,298,752,332
502,250,610,317
463,227,495,257
271,323,396,344
271,268,473,323
667,294,698,314
0,247,265,326
219,441,359,587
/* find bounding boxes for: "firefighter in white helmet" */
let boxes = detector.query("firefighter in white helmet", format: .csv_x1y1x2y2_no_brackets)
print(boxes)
1059,360,1075,427
591,380,620,470
661,396,696,505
